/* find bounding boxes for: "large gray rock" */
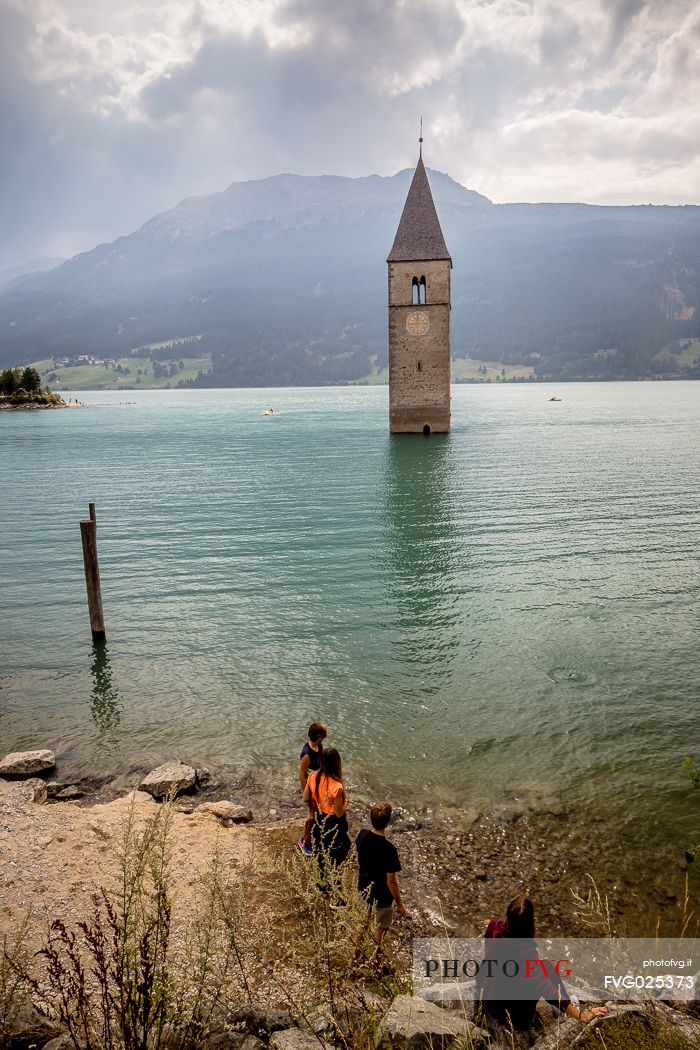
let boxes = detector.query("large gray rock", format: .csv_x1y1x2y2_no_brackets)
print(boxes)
269,1030,332,1050
139,761,196,799
376,994,482,1049
205,1034,265,1050
529,1015,580,1049
42,1037,74,1050
55,784,91,800
333,989,391,1040
0,777,48,806
0,749,55,778
345,989,390,1014
195,801,253,824
3,990,63,1048
653,998,700,1034
222,1006,293,1037
418,978,477,1009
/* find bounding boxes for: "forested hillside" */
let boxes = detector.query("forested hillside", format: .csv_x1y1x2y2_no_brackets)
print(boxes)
0,169,698,384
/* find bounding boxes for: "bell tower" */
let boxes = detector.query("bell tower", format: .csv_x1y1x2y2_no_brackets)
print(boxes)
387,134,452,433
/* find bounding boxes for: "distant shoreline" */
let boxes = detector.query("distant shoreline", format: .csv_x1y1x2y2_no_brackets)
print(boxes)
45,375,700,394
0,396,85,411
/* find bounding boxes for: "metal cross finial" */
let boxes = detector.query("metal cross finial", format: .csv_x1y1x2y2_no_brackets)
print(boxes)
419,116,423,158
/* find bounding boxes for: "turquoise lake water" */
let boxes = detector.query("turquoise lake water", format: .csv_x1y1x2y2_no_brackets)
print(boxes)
1,384,698,864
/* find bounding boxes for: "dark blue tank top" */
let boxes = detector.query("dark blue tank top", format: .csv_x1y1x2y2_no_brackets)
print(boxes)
300,741,323,772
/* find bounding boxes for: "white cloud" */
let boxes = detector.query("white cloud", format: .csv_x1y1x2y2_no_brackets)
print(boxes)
0,0,698,265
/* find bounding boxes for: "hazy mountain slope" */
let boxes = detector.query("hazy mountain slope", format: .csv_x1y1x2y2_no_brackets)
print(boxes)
143,169,489,241
0,169,698,383
0,256,65,290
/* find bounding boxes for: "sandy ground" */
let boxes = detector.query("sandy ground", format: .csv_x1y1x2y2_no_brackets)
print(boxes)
1,774,696,964
0,787,257,952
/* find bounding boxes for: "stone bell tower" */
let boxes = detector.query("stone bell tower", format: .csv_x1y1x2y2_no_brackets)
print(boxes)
387,137,452,434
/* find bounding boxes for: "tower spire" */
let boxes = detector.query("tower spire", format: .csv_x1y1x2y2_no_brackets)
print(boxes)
386,145,451,264
419,116,423,158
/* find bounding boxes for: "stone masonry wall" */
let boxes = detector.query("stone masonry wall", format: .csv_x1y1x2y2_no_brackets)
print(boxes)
388,259,451,308
388,260,451,432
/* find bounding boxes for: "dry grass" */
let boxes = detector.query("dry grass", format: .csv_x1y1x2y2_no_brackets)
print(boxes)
2,798,414,1049
0,918,31,1049
576,1006,699,1050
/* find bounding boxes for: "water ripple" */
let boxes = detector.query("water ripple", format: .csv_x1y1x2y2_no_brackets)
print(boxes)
0,383,698,856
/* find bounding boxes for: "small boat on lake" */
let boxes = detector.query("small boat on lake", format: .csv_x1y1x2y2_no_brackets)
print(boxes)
262,408,275,415
548,396,562,401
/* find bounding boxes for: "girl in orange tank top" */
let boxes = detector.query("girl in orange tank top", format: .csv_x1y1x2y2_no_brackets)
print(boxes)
303,747,350,882
308,769,344,815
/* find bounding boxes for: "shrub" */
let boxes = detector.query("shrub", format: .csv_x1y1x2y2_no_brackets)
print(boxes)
576,1007,697,1049
18,798,264,1049
0,918,31,1049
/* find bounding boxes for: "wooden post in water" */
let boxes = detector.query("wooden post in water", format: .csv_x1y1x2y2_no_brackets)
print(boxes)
80,504,105,642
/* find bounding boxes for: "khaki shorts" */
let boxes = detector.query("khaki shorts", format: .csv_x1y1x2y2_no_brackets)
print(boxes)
373,902,394,930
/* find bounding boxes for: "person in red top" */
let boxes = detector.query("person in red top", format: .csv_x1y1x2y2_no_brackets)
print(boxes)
476,896,608,1037
303,748,351,892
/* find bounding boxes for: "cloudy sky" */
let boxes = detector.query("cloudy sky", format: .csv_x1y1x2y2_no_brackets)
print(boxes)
1,0,698,268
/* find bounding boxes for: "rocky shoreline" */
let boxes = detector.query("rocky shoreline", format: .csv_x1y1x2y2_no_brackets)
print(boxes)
2,749,700,1050
0,397,84,410
0,748,694,940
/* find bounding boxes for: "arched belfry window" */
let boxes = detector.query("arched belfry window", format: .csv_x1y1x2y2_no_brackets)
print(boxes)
419,276,427,304
411,277,419,305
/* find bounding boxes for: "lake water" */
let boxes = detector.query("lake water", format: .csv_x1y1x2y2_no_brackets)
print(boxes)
1,384,698,879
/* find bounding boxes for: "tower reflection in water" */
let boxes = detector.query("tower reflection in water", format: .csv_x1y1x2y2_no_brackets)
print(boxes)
89,643,123,730
381,433,463,699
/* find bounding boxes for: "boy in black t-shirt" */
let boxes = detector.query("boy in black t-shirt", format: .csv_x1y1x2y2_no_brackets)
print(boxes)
355,802,405,959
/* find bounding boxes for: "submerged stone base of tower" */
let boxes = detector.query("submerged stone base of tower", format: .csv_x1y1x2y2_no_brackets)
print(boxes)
390,405,450,434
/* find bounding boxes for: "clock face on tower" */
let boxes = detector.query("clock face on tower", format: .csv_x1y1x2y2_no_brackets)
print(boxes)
406,311,430,336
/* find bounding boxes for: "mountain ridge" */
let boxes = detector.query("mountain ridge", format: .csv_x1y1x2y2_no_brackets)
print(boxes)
1,168,699,383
